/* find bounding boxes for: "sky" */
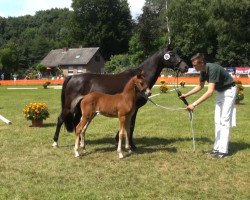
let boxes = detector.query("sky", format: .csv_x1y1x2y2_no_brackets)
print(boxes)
0,0,145,19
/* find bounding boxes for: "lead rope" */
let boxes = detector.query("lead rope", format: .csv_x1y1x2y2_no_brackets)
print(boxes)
147,97,186,111
147,94,195,152
190,111,195,152
174,70,196,152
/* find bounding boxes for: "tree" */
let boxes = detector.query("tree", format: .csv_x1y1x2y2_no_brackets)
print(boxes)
168,0,214,61
71,0,133,59
168,0,249,66
136,0,168,58
208,0,250,66
0,41,19,79
0,8,73,77
105,54,136,74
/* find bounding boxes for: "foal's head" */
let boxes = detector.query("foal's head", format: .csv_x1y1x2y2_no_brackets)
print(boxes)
133,73,151,97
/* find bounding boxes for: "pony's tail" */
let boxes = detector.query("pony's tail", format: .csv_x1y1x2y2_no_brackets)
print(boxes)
61,76,74,132
64,113,74,132
61,76,71,110
65,96,83,132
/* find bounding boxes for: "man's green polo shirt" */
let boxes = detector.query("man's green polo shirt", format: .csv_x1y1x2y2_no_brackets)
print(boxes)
200,63,234,91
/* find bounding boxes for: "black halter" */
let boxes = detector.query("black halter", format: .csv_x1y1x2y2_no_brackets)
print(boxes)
173,58,183,71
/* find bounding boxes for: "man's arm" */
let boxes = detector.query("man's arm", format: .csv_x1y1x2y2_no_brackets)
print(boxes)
182,81,205,98
187,82,215,111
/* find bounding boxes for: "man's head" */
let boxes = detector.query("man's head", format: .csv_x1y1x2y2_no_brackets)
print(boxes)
191,53,206,72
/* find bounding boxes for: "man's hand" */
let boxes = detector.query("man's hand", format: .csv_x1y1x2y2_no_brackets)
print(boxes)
186,104,195,111
179,93,187,99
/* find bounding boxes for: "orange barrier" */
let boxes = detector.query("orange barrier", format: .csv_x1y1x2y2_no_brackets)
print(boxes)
0,77,249,86
0,79,64,86
156,77,250,85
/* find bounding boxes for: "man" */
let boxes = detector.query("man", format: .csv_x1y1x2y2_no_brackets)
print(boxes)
180,53,237,159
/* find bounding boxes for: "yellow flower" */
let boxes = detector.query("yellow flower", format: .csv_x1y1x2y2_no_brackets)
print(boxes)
23,102,49,121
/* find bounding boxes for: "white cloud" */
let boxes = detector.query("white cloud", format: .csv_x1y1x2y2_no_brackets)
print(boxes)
0,0,144,18
128,0,144,19
17,0,73,16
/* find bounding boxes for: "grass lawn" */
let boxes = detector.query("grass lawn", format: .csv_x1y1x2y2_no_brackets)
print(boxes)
0,85,249,200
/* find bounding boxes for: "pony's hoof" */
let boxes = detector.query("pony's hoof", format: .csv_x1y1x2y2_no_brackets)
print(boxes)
130,144,137,151
125,147,133,153
52,142,59,148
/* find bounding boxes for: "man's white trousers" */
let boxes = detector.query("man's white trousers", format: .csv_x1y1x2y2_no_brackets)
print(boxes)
214,86,237,154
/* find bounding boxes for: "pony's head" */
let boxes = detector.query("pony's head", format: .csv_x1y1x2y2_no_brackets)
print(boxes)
133,71,151,97
161,45,188,73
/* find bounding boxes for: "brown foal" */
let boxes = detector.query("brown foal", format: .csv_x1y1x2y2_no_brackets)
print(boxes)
74,73,150,158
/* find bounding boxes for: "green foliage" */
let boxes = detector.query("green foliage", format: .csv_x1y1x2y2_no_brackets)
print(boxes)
71,0,133,59
0,41,19,78
208,0,250,66
128,33,144,65
168,0,214,60
36,63,46,72
167,0,249,65
0,9,73,78
105,54,136,74
136,0,168,58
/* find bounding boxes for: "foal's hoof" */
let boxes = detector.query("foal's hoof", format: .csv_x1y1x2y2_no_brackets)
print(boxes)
52,142,59,148
118,153,124,159
75,152,80,158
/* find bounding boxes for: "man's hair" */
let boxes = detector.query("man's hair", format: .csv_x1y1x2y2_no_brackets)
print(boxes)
191,53,205,62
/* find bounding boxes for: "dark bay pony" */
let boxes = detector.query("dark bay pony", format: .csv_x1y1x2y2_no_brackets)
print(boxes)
74,73,150,158
52,46,188,149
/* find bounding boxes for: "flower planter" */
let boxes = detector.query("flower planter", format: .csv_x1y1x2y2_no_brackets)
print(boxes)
23,102,49,126
31,119,43,127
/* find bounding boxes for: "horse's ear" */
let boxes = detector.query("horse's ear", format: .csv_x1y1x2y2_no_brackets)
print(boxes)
137,70,145,79
137,73,142,79
166,43,174,51
141,70,145,76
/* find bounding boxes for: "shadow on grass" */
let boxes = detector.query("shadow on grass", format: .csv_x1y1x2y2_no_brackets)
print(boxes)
42,123,57,127
29,123,56,128
87,136,213,154
58,135,249,155
230,142,250,155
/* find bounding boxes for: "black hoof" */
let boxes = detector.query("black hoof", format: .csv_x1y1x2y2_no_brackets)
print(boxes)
130,143,137,151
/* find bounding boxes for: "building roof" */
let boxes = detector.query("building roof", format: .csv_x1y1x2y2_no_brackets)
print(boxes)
41,47,100,67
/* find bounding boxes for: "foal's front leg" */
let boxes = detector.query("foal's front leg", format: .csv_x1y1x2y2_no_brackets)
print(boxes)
117,116,125,159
